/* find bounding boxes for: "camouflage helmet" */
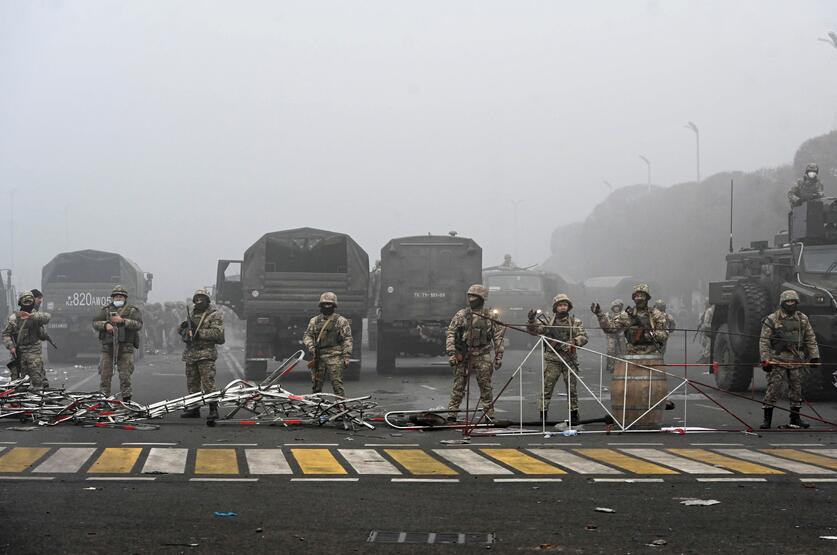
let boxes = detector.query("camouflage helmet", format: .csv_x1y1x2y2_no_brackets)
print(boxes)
654,299,667,311
779,290,800,303
17,290,35,306
805,163,819,174
466,284,488,300
632,283,651,299
611,299,624,310
552,293,573,310
111,285,129,297
193,288,211,302
318,291,338,307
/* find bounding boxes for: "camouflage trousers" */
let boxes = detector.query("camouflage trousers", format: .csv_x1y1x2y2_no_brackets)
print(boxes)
541,356,578,412
311,355,345,398
14,348,47,389
99,347,135,398
448,355,494,418
185,359,217,394
763,365,803,408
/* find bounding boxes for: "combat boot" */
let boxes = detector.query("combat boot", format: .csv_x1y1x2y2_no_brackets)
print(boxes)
207,402,219,422
759,407,772,429
789,407,809,429
180,407,200,418
570,410,580,426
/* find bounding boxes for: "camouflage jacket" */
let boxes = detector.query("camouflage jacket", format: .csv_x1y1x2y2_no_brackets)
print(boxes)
788,177,824,207
597,307,669,355
446,307,505,359
180,305,225,362
303,313,353,360
2,311,51,352
661,313,676,333
759,309,819,363
527,313,588,360
92,304,143,351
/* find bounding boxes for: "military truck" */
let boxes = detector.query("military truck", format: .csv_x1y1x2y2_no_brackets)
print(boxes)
375,233,482,373
41,250,153,362
215,228,369,381
482,263,566,349
709,199,837,398
0,269,14,322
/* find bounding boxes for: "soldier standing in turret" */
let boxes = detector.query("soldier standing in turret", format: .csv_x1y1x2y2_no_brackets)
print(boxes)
788,163,824,207
303,292,353,398
178,289,225,421
92,285,143,401
759,290,819,429
527,293,588,424
445,284,505,421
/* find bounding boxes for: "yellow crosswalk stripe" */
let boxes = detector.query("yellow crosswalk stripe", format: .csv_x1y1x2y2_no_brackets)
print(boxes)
195,449,239,475
481,449,566,475
291,449,347,475
0,448,50,473
762,449,837,471
668,449,783,474
88,448,142,474
574,449,678,474
385,449,458,475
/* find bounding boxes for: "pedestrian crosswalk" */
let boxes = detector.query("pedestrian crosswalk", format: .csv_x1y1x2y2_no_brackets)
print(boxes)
0,445,836,480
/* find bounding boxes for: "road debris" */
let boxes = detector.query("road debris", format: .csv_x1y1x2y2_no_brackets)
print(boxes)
594,507,616,513
680,499,720,506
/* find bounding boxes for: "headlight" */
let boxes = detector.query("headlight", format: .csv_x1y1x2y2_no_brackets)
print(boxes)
251,290,260,298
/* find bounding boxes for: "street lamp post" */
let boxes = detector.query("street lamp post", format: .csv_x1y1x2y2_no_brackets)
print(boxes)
8,189,16,270
509,200,523,262
639,155,651,194
685,121,700,183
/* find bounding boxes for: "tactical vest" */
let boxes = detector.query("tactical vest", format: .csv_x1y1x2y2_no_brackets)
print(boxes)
625,310,653,346
98,305,140,348
314,315,342,349
546,315,573,344
460,309,494,350
770,313,801,353
13,318,42,347
189,308,223,347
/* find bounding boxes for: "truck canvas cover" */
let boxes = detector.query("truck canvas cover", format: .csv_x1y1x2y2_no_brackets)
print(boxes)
42,249,148,300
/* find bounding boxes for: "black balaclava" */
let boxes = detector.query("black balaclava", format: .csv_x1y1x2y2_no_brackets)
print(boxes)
320,304,335,316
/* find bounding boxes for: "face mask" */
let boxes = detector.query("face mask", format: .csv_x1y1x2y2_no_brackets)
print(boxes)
320,305,335,316
634,297,648,309
468,298,484,310
194,299,209,310
807,171,817,179
113,300,125,308
781,302,797,314
20,304,34,313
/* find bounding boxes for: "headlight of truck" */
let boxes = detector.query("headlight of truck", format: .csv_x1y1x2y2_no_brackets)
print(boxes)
251,290,260,298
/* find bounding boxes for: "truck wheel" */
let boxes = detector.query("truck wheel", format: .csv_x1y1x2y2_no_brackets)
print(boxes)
728,281,769,359
376,331,396,375
245,360,267,381
713,323,754,391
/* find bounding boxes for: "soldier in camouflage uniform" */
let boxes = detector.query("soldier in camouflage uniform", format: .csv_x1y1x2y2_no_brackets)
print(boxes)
178,289,225,420
788,163,824,207
2,291,51,388
592,284,670,356
604,299,627,373
758,290,819,429
445,284,505,421
697,302,714,363
303,292,353,398
92,285,143,401
653,300,677,357
527,293,588,424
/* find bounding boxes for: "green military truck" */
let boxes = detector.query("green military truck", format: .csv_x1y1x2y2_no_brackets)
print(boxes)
709,199,837,398
41,250,153,363
0,269,14,322
375,233,482,373
215,228,369,381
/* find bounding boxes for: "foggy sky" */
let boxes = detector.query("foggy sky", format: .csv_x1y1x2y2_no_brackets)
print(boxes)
2,0,837,301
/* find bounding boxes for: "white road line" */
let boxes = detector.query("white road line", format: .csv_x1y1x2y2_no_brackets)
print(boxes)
607,443,664,446
338,449,401,475
769,443,823,447
799,478,837,483
716,449,835,475
619,449,732,475
123,442,179,446
245,449,293,475
493,478,563,483
0,476,54,481
42,442,97,446
695,404,724,412
528,443,584,447
283,443,339,447
202,443,258,447
592,478,665,483
696,478,767,483
0,442,17,445
364,444,421,447
142,448,188,474
190,478,259,482
420,385,437,391
805,449,837,458
34,448,96,473
528,449,622,474
290,478,359,482
391,478,459,483
66,371,99,392
690,443,743,446
152,373,184,377
86,477,157,481
433,449,513,475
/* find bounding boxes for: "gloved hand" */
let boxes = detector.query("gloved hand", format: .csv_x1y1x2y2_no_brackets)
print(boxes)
590,303,601,315
760,360,772,372
494,356,503,370
527,309,537,322
343,358,350,369
809,358,820,367
625,306,635,318
448,353,460,367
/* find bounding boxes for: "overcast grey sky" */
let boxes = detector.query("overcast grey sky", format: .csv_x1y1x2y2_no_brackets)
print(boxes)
2,0,836,300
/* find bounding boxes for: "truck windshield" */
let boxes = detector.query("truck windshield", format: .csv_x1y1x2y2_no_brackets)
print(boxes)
265,236,348,273
486,274,543,292
801,246,837,274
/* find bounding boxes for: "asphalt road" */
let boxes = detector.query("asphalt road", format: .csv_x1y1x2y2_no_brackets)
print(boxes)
1,331,836,554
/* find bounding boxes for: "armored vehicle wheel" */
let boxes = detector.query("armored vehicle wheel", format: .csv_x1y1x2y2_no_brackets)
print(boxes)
375,331,396,375
245,360,267,381
713,323,754,391
728,281,769,358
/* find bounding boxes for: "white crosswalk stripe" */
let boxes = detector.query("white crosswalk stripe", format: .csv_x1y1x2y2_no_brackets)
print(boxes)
338,449,401,475
142,448,188,474
245,449,293,474
33,448,96,474
806,449,837,459
619,449,732,474
716,449,834,475
528,449,622,474
434,449,512,475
